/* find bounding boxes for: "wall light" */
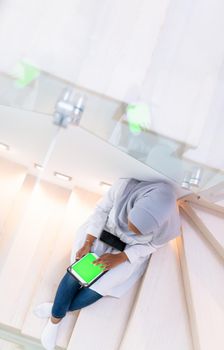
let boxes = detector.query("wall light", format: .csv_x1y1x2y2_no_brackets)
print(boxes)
0,142,10,151
54,172,72,182
100,181,112,191
34,163,44,171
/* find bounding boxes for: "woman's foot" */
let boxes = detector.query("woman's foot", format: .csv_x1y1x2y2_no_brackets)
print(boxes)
33,302,53,318
41,318,60,350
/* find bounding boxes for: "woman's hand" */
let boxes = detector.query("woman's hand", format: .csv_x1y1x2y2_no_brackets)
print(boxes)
76,242,92,260
75,234,96,260
93,252,128,270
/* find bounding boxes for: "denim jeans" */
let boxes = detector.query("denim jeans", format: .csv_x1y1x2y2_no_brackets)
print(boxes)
51,272,103,318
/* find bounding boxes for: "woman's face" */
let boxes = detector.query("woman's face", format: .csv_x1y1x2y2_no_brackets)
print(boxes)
127,220,141,235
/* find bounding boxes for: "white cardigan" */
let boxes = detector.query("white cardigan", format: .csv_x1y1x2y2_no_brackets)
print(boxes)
70,178,165,298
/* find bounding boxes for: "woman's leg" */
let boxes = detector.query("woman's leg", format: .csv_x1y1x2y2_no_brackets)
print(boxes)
68,287,102,311
41,272,81,349
51,272,81,322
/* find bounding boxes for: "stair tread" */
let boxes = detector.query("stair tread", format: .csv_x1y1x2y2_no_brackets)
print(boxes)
0,175,36,272
190,202,224,247
0,179,70,330
0,157,26,231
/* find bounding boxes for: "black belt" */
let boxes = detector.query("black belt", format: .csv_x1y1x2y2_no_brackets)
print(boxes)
99,230,126,251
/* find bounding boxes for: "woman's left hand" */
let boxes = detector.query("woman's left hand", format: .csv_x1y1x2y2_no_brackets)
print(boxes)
93,252,128,270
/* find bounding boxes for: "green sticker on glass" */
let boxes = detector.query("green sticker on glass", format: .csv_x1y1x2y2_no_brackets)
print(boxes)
14,62,40,88
126,103,150,134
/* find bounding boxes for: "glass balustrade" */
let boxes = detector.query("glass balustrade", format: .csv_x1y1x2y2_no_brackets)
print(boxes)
0,66,223,193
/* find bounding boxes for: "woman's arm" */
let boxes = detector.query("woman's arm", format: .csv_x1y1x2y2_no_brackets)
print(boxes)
124,241,166,264
94,241,165,267
75,234,96,259
85,178,127,238
73,179,128,261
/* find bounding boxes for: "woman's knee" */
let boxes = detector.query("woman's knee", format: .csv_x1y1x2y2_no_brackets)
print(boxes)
51,273,81,318
55,272,81,297
68,288,102,311
61,272,80,287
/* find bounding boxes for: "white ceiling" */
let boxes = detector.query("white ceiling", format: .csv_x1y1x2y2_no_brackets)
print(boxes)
1,0,224,153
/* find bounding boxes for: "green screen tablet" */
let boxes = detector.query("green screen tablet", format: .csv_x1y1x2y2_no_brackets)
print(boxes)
67,253,105,287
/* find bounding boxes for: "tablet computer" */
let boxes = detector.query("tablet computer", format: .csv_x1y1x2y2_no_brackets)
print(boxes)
67,252,106,287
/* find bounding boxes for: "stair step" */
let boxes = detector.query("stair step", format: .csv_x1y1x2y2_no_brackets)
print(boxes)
0,175,36,272
199,184,224,203
0,156,26,232
189,202,224,247
178,211,224,350
67,280,140,350
0,179,70,330
120,241,193,350
180,201,224,261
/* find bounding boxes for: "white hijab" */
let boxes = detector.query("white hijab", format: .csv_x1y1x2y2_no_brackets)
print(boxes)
114,178,181,245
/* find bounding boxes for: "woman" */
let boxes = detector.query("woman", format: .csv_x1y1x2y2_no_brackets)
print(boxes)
34,177,181,350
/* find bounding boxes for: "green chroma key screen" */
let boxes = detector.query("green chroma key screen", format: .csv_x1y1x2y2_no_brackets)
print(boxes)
72,253,105,283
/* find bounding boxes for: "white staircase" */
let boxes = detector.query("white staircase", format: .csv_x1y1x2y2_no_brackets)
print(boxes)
0,156,223,350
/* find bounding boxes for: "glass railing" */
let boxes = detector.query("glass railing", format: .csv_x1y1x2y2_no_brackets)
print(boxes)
0,64,223,193
0,337,42,350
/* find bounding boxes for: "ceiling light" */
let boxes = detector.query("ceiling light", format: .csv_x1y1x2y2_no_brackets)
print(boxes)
54,172,72,182
34,163,44,171
100,181,112,190
0,142,10,151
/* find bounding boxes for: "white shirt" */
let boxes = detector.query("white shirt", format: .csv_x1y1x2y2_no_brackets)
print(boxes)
85,178,165,263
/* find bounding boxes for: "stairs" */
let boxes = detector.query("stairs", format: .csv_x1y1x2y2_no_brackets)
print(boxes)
177,198,224,350
0,156,223,350
0,157,100,349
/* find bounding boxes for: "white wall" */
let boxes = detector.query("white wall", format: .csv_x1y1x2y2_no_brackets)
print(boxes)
1,0,224,149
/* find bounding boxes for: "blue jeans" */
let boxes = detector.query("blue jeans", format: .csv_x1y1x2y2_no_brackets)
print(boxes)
51,272,103,318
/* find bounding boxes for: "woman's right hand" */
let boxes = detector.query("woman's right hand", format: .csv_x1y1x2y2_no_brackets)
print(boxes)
75,242,92,260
